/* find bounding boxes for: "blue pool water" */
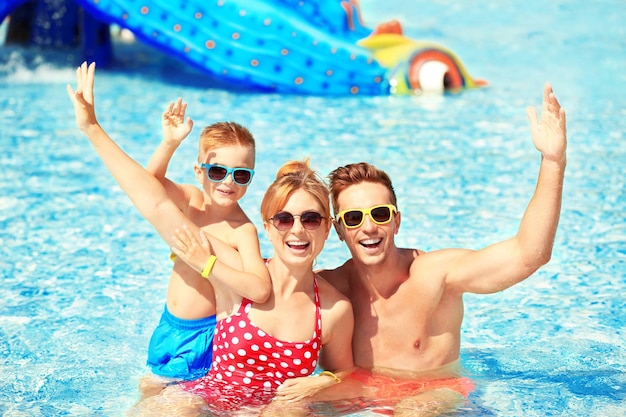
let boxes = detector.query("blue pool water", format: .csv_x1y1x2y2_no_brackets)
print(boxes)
1,0,625,415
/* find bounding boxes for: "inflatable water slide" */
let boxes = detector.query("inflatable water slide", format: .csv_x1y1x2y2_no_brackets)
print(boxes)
1,0,486,95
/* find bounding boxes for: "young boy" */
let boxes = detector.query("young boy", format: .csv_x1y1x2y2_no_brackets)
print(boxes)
66,62,271,395
143,98,268,387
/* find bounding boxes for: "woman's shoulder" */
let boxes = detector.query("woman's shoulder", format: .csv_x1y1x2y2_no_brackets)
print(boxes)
315,273,352,309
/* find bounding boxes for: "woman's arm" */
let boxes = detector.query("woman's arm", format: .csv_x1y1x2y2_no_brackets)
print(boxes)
171,225,271,304
67,62,270,299
272,281,355,401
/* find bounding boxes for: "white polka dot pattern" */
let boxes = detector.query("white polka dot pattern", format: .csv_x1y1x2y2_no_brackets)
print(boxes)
186,276,322,393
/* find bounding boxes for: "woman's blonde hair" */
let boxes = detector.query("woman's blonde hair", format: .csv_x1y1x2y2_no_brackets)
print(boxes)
260,159,330,221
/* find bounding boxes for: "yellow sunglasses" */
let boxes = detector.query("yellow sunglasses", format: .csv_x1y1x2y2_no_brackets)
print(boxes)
335,204,397,229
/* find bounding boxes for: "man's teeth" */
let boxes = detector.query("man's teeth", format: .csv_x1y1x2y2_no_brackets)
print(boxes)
360,239,381,246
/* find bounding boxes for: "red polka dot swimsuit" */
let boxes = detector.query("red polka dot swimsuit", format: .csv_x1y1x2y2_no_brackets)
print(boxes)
180,276,322,409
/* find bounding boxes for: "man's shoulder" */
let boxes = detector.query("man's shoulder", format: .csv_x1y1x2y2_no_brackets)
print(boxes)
406,247,472,295
400,247,429,268
318,259,352,277
316,260,353,293
407,247,465,265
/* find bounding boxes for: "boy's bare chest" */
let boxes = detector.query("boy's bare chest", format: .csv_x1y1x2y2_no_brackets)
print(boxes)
189,210,242,248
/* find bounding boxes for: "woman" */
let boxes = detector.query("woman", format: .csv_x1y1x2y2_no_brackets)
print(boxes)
131,160,355,416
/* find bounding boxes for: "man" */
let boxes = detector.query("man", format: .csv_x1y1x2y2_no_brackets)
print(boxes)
318,83,566,410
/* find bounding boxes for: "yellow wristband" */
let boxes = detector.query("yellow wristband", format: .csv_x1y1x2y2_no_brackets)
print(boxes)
319,370,341,383
201,255,217,279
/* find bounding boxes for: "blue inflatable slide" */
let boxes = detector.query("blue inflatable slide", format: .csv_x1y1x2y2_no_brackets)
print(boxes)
1,0,486,95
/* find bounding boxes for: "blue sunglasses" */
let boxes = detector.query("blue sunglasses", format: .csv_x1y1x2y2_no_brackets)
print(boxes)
199,163,255,186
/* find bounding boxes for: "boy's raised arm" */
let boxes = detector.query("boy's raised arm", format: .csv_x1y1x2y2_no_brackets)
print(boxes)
147,98,194,182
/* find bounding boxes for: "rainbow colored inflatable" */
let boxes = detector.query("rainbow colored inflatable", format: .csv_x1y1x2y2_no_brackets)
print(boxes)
1,0,487,95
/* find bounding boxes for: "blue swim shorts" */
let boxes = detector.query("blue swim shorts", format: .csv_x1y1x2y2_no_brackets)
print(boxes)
147,305,216,381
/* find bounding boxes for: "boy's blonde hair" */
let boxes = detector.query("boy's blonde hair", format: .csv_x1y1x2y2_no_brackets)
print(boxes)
198,122,255,161
261,159,330,221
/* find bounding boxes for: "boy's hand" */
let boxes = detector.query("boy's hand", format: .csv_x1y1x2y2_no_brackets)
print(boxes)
162,98,194,145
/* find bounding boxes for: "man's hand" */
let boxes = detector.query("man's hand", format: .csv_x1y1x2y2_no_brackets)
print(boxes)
527,82,567,163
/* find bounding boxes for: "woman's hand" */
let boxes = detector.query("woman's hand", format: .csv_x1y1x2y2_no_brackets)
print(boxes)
170,225,214,274
66,61,98,133
273,375,338,402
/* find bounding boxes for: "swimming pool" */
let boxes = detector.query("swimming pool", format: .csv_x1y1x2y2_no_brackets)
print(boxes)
1,0,625,415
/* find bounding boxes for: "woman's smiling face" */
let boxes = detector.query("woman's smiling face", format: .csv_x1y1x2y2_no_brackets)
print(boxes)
265,188,331,267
